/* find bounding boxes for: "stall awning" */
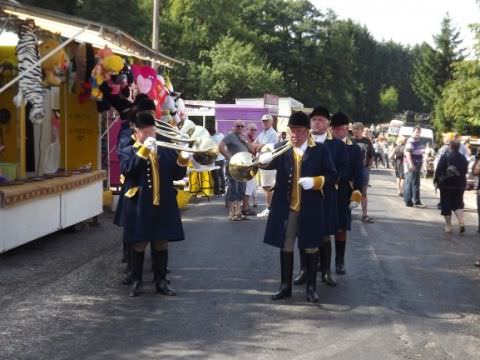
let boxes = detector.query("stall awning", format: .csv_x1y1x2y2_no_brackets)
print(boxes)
0,0,183,67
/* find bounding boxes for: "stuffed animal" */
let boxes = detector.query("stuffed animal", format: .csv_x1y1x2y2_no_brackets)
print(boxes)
14,20,45,124
131,64,158,97
38,39,68,86
90,46,124,100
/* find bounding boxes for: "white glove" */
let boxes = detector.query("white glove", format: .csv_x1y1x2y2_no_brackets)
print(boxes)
143,136,157,152
179,150,192,160
258,152,273,165
298,177,314,190
349,201,359,210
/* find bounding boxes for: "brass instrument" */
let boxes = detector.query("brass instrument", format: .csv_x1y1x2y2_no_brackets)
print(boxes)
154,122,218,165
228,142,292,182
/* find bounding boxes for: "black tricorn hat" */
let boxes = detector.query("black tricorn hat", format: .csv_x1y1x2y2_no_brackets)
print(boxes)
331,111,350,127
288,111,310,128
134,112,155,129
309,105,330,120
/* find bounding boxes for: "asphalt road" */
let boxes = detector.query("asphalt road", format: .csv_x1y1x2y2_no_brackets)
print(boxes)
1,169,479,359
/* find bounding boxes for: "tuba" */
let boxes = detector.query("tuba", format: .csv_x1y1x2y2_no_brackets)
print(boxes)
228,142,292,182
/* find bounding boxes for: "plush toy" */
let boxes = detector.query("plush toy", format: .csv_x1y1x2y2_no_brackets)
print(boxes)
38,39,68,86
90,46,124,100
131,64,158,97
14,20,45,124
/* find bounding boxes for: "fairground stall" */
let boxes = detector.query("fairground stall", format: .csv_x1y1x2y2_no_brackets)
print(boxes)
0,1,181,253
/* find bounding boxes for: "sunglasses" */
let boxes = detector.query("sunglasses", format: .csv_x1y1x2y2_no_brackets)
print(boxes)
236,125,244,128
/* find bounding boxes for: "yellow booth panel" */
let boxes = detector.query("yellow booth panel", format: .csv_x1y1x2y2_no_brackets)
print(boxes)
60,85,99,170
0,46,18,164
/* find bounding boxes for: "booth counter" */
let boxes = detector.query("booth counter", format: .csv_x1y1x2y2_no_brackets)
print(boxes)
0,170,105,253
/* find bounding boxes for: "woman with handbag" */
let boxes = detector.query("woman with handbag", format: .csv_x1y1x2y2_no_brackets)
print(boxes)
434,140,468,233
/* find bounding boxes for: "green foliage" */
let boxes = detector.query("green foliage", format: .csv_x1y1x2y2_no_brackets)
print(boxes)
198,36,284,102
442,61,480,134
21,0,428,123
379,86,399,121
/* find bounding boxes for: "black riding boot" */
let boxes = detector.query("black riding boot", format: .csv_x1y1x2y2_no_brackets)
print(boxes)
306,252,320,303
122,240,128,263
271,250,293,300
293,249,307,285
321,240,337,286
153,249,176,296
335,240,346,275
129,250,145,297
122,243,133,285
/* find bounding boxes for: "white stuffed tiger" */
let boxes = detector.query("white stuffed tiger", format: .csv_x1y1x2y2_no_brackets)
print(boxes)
14,20,45,124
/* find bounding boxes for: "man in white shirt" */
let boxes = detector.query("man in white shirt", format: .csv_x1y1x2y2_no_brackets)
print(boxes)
209,127,226,195
256,114,278,218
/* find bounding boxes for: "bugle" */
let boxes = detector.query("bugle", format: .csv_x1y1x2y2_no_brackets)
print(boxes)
228,142,292,182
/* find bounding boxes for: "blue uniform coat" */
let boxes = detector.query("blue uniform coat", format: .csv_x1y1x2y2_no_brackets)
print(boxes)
263,142,337,249
323,137,348,235
337,141,363,230
113,127,135,227
119,144,187,243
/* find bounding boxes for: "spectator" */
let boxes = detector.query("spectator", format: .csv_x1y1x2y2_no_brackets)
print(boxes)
433,140,468,233
352,122,375,223
209,127,226,195
219,120,256,221
255,114,278,218
390,136,406,197
243,123,258,216
403,126,426,208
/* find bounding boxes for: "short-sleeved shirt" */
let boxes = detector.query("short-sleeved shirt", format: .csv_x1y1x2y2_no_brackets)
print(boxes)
223,132,249,158
353,137,374,168
256,127,278,145
211,132,225,161
404,137,424,170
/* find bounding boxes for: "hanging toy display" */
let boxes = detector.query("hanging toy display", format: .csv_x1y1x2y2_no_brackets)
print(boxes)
90,46,124,100
38,39,69,87
13,20,45,124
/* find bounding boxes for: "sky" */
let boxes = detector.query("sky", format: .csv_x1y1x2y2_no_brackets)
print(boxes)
312,0,480,55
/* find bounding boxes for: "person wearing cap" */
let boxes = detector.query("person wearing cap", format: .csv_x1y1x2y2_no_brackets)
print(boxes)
259,111,337,303
293,106,347,287
118,112,189,297
256,114,278,218
330,112,363,274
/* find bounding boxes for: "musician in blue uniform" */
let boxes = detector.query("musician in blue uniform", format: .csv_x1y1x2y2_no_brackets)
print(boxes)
114,96,156,267
331,112,363,274
260,111,337,303
293,106,347,287
119,112,189,297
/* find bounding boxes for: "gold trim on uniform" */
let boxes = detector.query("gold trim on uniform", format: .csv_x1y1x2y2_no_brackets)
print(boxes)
312,176,325,191
176,155,190,167
350,190,362,203
136,145,150,160
125,186,139,198
149,151,161,206
290,150,303,212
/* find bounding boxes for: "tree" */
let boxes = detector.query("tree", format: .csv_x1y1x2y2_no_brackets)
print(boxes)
198,36,284,102
412,15,464,110
442,61,480,134
379,86,399,121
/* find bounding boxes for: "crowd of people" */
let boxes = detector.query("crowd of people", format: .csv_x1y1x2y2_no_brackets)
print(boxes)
111,89,480,298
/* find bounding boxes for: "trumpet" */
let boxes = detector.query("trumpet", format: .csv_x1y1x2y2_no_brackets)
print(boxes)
154,122,218,165
228,142,292,182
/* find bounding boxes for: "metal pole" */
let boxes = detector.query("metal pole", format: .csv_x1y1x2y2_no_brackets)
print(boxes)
152,0,160,67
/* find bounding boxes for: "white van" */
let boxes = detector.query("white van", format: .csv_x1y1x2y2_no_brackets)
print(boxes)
398,126,434,146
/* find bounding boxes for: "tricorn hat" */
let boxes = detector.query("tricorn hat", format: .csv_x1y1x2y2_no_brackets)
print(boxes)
288,111,310,128
134,112,155,129
331,112,350,127
309,105,330,120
